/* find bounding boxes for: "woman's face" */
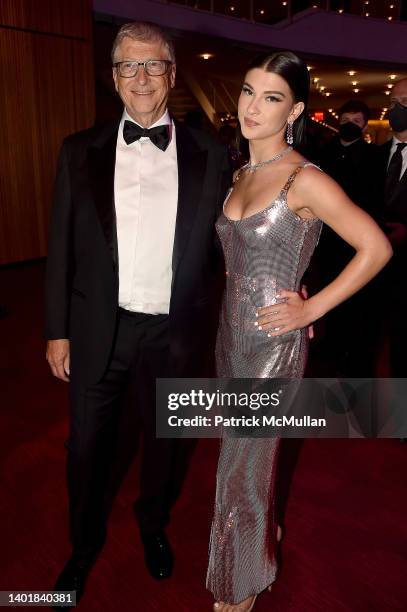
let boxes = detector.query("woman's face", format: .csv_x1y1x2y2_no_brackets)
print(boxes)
238,68,304,141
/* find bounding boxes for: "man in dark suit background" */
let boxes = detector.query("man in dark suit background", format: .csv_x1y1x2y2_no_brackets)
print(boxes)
315,100,381,376
378,77,407,376
319,100,379,216
45,21,230,604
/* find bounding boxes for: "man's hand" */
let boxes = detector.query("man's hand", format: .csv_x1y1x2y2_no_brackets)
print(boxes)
46,339,70,382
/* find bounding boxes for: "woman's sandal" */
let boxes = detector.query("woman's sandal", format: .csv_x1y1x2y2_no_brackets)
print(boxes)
213,524,283,611
213,595,257,612
268,523,283,593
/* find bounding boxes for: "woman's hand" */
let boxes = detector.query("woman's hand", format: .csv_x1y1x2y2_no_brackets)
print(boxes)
255,289,315,338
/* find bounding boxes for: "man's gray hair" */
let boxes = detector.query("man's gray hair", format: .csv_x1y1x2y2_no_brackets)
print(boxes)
111,22,176,64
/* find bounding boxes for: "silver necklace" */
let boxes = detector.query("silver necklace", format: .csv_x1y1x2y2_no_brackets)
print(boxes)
244,146,292,173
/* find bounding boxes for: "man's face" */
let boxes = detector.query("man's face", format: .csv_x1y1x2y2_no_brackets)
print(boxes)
339,112,367,130
390,80,407,109
112,37,176,127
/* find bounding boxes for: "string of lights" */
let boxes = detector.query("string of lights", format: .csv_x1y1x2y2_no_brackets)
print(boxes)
176,1,406,23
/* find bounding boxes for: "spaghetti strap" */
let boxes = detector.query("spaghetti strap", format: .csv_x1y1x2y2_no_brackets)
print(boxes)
281,161,322,195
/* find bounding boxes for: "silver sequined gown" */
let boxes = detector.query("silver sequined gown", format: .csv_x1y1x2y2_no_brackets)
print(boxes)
206,163,322,604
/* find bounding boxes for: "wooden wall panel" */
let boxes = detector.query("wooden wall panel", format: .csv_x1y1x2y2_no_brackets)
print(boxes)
0,2,94,264
0,0,92,39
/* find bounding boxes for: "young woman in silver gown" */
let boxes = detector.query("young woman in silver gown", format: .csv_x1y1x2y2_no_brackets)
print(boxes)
206,52,392,612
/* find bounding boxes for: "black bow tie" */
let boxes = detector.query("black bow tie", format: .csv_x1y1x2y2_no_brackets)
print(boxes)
123,120,170,151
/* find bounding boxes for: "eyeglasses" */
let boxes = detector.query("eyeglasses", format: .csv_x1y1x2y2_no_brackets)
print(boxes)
113,59,173,77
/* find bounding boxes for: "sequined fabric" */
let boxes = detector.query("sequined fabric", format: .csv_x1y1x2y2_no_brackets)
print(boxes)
207,163,322,604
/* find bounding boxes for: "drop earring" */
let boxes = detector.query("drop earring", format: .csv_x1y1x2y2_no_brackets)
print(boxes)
286,121,294,145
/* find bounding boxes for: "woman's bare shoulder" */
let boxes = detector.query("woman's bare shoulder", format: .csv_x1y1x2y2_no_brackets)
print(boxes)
292,160,351,213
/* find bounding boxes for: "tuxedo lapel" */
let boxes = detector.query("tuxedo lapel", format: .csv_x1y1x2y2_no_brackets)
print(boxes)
380,139,392,185
383,139,392,164
87,120,208,277
388,163,407,211
385,139,407,208
172,121,208,275
88,122,120,267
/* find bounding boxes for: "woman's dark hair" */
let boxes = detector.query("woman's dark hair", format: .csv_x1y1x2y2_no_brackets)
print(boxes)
237,50,310,156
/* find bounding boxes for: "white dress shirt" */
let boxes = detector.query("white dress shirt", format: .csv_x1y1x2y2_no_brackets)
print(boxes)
115,109,178,314
388,136,407,180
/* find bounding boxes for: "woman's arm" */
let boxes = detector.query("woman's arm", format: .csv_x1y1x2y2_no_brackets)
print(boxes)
256,167,393,337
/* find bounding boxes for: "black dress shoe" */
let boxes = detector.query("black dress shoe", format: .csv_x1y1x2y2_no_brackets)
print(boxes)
141,530,174,580
51,557,93,609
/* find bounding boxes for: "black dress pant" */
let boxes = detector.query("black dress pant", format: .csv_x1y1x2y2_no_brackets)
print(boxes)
67,308,178,561
387,279,407,378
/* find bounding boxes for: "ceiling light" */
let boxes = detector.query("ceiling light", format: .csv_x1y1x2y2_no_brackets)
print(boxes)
307,65,313,71
365,12,369,16
384,90,391,95
328,108,333,112
388,16,393,20
282,1,287,5
387,84,394,88
230,6,235,11
390,4,394,8
199,53,214,60
348,71,356,76
351,81,358,86
338,8,343,12
320,85,326,91
260,9,265,14
353,88,360,93
383,107,388,111
389,74,397,80
325,92,331,97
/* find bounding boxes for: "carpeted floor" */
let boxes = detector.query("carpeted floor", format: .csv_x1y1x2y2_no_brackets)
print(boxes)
0,261,406,611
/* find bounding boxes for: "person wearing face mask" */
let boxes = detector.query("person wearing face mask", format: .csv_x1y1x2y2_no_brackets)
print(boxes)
314,101,382,377
319,100,380,215
379,78,407,238
377,77,407,376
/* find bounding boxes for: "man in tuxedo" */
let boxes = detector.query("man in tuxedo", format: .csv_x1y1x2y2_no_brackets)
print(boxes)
45,21,230,604
378,77,407,376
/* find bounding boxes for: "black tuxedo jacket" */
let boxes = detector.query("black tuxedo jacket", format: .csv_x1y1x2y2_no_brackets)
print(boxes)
377,139,407,286
45,119,231,384
378,139,407,226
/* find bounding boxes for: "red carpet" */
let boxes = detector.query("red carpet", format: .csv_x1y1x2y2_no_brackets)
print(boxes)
0,261,406,611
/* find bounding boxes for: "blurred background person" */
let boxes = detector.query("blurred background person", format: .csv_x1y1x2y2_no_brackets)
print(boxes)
314,100,381,376
319,100,379,214
218,123,245,172
377,77,407,377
